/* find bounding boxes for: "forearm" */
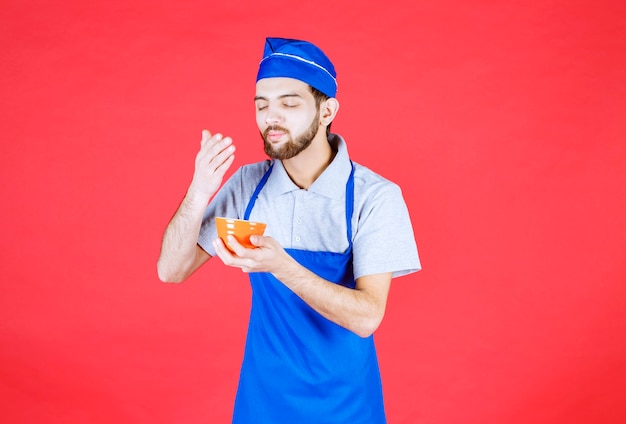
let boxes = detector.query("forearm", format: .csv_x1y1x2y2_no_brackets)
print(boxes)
157,190,211,282
212,235,392,337
272,258,390,338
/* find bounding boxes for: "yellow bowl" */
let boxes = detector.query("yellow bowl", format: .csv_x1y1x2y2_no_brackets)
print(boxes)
215,217,267,251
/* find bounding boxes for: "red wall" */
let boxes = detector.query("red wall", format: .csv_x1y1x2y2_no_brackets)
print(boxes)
2,1,625,422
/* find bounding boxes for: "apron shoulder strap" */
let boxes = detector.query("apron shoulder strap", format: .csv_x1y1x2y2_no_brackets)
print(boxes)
244,161,273,220
346,161,355,248
244,160,355,248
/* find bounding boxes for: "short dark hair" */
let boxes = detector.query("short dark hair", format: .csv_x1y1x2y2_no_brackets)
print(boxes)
309,86,332,136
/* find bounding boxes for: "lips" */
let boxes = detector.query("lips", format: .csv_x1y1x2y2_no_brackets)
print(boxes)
266,130,287,142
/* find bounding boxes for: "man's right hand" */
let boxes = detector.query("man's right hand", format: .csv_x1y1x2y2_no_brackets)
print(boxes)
188,129,236,201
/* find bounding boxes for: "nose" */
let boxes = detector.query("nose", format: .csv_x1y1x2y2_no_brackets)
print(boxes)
264,106,282,126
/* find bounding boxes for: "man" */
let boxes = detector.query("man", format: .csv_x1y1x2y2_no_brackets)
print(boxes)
157,37,421,423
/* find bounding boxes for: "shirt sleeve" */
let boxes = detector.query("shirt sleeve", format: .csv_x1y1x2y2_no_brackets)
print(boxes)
197,161,272,255
351,177,421,280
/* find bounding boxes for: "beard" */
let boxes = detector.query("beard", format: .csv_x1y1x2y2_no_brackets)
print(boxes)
261,111,320,160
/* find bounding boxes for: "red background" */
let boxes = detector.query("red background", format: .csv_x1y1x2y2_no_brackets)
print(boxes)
1,1,625,422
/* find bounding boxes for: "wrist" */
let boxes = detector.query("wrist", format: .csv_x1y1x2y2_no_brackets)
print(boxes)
272,254,308,290
184,186,213,210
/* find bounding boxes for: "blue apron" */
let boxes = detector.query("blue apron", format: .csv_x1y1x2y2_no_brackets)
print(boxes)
232,162,386,423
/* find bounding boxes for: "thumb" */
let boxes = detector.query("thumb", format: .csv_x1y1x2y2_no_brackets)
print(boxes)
249,235,267,247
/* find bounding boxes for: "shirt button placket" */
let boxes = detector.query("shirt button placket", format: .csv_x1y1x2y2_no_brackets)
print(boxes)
293,191,304,247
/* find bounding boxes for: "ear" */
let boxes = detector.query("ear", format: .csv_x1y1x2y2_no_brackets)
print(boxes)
320,98,340,126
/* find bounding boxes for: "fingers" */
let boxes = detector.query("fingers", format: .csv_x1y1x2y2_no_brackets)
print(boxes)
213,236,251,272
200,129,231,153
196,130,236,175
201,129,211,145
189,130,236,199
248,235,266,247
212,236,233,258
200,133,235,159
213,235,286,275
214,235,259,258
225,235,247,257
213,235,248,258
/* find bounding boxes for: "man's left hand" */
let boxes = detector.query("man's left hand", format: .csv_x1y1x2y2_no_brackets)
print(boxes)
212,235,291,274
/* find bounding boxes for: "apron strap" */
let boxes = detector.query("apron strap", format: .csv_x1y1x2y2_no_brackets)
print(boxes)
244,162,273,220
243,160,355,248
345,161,355,248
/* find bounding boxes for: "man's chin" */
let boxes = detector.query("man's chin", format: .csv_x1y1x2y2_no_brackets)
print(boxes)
263,143,283,159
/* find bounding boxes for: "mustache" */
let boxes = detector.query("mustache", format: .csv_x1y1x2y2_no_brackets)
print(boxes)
262,125,290,139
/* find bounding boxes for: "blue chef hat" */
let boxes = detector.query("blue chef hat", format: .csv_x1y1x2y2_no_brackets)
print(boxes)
256,37,338,98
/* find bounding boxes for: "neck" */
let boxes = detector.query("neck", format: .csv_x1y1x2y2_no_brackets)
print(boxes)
282,132,334,189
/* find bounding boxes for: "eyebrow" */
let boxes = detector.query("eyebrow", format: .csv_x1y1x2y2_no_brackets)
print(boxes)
254,93,303,101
